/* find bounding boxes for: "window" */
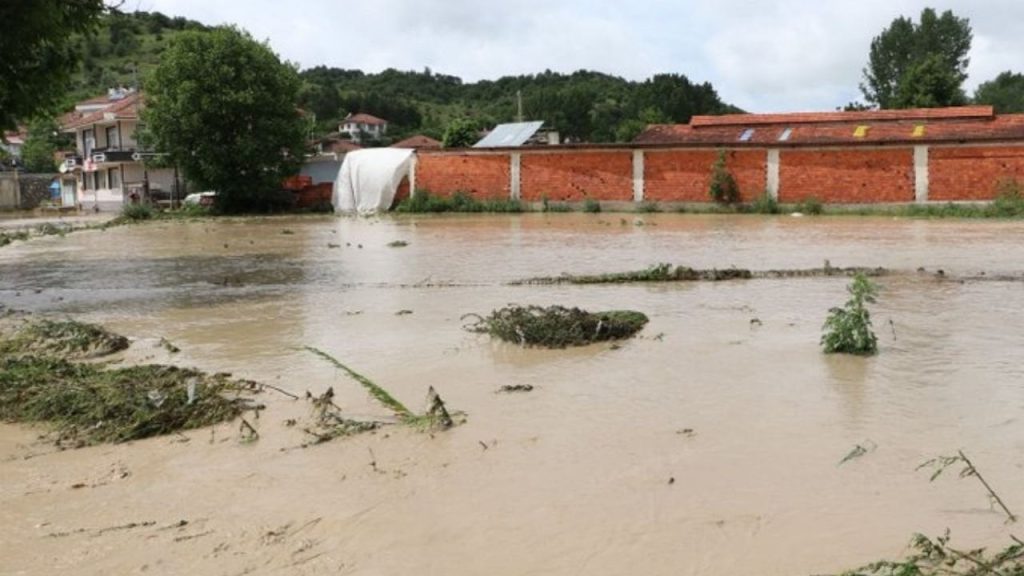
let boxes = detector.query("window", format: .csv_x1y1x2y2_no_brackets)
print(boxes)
108,167,121,191
778,128,793,141
853,125,869,138
106,125,120,149
739,128,755,142
912,125,925,137
83,129,95,156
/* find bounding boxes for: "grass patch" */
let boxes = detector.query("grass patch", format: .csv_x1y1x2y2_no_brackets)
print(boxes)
0,356,253,447
121,202,155,221
583,198,602,213
512,262,887,286
749,191,780,214
465,305,649,348
0,318,129,359
635,201,662,213
396,190,524,213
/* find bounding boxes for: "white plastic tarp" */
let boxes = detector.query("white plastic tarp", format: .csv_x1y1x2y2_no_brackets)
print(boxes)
333,148,414,215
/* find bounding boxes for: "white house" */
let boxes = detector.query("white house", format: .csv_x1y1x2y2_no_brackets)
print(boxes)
338,113,388,143
60,88,179,211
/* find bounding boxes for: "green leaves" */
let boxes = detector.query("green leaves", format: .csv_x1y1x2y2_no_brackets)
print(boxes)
144,26,306,213
821,273,880,355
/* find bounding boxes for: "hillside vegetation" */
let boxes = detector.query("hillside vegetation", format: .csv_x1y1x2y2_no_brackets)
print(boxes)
69,11,740,143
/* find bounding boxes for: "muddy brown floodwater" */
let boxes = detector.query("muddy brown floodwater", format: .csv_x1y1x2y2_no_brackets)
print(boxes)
1,213,1023,575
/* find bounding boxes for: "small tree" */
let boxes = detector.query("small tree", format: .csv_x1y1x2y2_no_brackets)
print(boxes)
821,273,879,355
21,118,63,173
145,26,306,213
708,150,739,204
441,118,477,148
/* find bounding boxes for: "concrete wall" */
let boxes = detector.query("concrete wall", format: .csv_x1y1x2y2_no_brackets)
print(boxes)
413,142,1024,205
0,173,60,210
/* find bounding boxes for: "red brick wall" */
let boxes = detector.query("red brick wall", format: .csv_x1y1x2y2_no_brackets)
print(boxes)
520,151,632,201
930,146,1024,201
779,149,914,203
645,150,765,202
416,153,510,199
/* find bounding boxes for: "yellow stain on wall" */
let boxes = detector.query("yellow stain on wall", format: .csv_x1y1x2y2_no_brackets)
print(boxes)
912,125,925,137
853,125,869,138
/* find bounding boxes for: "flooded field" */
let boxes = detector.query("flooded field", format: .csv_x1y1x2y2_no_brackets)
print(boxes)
1,213,1023,575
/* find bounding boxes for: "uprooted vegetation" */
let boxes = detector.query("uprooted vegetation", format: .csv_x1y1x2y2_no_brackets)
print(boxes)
821,273,879,356
0,314,259,447
0,357,256,447
831,532,1024,576
305,346,458,435
511,262,888,286
0,318,129,359
464,305,649,348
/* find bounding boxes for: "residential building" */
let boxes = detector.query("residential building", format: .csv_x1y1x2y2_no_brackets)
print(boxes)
1,129,25,165
338,113,388,142
60,88,179,211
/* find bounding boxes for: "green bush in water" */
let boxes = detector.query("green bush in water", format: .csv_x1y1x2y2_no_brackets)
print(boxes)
821,272,879,355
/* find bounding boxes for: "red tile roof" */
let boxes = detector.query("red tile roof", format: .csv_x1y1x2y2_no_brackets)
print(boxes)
63,92,142,130
343,113,387,126
322,139,362,154
635,106,1024,146
391,134,441,149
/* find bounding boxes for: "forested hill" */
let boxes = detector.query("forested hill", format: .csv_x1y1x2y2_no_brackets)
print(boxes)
299,67,742,143
69,11,740,143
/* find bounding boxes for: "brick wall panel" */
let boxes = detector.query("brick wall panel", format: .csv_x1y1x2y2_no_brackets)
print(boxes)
930,146,1024,201
416,153,510,199
645,150,765,202
779,149,913,203
520,151,632,202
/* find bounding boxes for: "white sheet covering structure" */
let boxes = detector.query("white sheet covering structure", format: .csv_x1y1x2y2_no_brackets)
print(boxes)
333,148,414,215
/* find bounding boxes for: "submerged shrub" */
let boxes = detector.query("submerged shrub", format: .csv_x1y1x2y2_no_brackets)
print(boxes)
583,198,602,213
750,191,780,214
800,196,824,215
709,149,740,205
121,202,154,221
467,305,648,348
821,273,879,355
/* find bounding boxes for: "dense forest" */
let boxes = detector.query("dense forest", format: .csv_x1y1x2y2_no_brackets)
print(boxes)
68,11,740,143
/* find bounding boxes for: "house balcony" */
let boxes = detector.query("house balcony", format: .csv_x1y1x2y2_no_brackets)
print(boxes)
90,148,136,164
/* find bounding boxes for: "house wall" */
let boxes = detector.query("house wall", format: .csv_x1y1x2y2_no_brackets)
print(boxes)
519,151,633,202
645,149,765,202
415,152,510,199
929,145,1024,201
778,148,914,203
414,141,1024,206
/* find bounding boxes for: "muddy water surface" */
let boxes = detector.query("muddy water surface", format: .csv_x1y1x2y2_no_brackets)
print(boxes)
1,214,1023,575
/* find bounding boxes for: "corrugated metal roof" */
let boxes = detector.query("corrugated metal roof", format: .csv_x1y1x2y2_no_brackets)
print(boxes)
473,121,544,148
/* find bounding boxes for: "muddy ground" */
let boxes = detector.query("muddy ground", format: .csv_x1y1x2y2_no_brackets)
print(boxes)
1,214,1023,575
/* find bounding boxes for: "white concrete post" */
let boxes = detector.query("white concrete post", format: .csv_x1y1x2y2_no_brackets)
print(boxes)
766,149,780,201
510,152,522,201
632,150,644,202
409,154,418,197
914,146,929,203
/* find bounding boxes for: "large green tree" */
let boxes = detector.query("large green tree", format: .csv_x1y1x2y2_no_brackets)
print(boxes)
861,8,972,109
975,71,1024,113
144,26,307,213
0,1,107,131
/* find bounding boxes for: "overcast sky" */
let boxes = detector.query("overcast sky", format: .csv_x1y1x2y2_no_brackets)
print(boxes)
132,0,1023,113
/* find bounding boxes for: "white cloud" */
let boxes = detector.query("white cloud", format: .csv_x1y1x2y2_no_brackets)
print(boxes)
133,0,1024,112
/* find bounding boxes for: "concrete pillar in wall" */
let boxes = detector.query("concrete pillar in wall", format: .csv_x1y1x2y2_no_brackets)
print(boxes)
409,154,418,197
914,146,929,203
632,150,644,202
766,149,780,201
510,152,522,200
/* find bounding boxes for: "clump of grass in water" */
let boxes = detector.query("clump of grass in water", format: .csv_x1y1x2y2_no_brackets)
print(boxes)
749,191,780,214
396,190,524,213
1,319,129,359
0,356,253,447
0,230,30,248
464,305,648,348
512,263,755,285
830,531,1024,576
304,347,455,431
821,272,879,355
635,201,662,213
387,240,409,248
583,198,601,213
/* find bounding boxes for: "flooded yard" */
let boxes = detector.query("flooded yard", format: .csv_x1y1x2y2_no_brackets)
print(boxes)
1,213,1023,575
